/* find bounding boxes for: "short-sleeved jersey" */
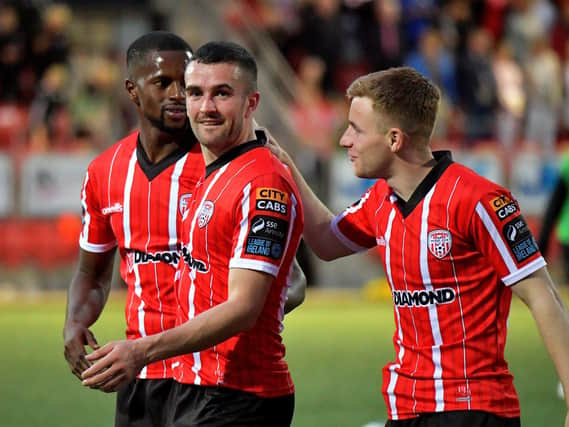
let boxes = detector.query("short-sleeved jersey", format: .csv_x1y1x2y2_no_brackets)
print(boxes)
79,130,203,379
331,151,545,420
173,138,304,398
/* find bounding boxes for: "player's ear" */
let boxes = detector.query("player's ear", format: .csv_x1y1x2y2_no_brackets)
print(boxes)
244,92,260,119
388,128,403,152
125,79,140,106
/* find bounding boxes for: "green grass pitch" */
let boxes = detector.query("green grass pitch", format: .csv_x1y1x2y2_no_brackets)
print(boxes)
0,290,564,426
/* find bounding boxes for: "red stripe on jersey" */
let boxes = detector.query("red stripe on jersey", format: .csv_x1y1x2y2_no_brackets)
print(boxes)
80,131,203,379
174,144,303,398
332,160,544,419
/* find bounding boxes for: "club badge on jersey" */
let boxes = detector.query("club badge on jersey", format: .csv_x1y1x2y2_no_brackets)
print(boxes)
428,229,452,259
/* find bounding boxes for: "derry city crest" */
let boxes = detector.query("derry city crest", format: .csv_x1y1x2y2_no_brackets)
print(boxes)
428,229,452,259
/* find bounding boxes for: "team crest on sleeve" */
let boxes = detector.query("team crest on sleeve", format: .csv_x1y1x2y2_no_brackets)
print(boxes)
489,193,518,221
179,193,192,216
428,229,452,259
198,200,214,228
255,187,289,215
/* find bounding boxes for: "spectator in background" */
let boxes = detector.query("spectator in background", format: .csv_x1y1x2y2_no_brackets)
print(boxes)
362,0,405,72
524,35,562,155
550,0,569,63
561,38,569,138
30,3,71,80
288,54,343,201
0,3,27,102
69,55,120,151
292,0,343,94
399,0,439,51
539,149,569,286
27,63,72,151
492,39,526,151
456,27,498,144
504,0,555,62
404,28,456,140
439,0,474,58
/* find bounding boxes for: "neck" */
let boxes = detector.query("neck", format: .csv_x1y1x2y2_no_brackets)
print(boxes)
387,149,436,202
139,124,186,164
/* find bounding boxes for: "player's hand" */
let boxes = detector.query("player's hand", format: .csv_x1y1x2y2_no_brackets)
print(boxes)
81,340,145,393
63,322,99,380
254,122,293,168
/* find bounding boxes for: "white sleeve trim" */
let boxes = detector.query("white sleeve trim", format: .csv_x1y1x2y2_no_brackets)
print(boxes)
331,213,369,253
79,238,117,253
502,257,547,286
229,258,279,277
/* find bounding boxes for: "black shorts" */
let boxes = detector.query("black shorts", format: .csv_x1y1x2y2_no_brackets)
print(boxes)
115,378,176,427
166,381,294,427
386,411,521,427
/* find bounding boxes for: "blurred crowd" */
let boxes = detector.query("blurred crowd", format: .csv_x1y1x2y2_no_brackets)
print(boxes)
228,0,569,160
0,1,134,154
2,0,569,159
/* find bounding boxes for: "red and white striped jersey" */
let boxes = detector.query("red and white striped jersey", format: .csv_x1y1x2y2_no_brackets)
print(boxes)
79,130,203,379
332,151,545,420
173,138,304,398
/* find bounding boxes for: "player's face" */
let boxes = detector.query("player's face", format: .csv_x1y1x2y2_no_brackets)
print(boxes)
128,50,192,134
339,96,393,179
184,61,259,161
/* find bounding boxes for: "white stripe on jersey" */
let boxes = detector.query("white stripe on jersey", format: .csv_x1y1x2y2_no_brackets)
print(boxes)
123,149,149,378
168,154,188,251
186,164,228,385
123,150,137,248
475,202,546,285
447,177,471,407
331,214,370,253
230,258,279,276
420,186,444,412
233,182,253,264
80,172,91,244
107,144,121,208
402,224,420,416
79,172,118,252
502,257,546,285
475,201,517,271
80,147,120,253
384,208,403,420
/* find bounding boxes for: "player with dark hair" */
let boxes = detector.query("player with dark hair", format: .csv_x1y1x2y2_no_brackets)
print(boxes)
266,66,569,426
81,41,304,427
64,34,305,427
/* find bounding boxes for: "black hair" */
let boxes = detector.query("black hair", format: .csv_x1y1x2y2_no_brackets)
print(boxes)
126,31,192,77
191,41,257,91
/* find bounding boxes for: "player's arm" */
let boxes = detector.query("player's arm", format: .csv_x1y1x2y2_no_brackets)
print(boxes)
81,267,272,392
63,248,115,380
284,256,306,313
266,138,353,261
511,267,569,415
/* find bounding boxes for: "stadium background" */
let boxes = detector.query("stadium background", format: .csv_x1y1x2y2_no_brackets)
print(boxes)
0,0,567,425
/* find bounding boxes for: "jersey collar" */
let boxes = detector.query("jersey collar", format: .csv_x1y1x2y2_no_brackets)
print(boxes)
394,150,453,218
205,130,267,178
136,132,198,181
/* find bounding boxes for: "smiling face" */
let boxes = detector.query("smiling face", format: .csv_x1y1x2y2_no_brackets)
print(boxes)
184,61,259,163
126,49,192,134
339,96,393,179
